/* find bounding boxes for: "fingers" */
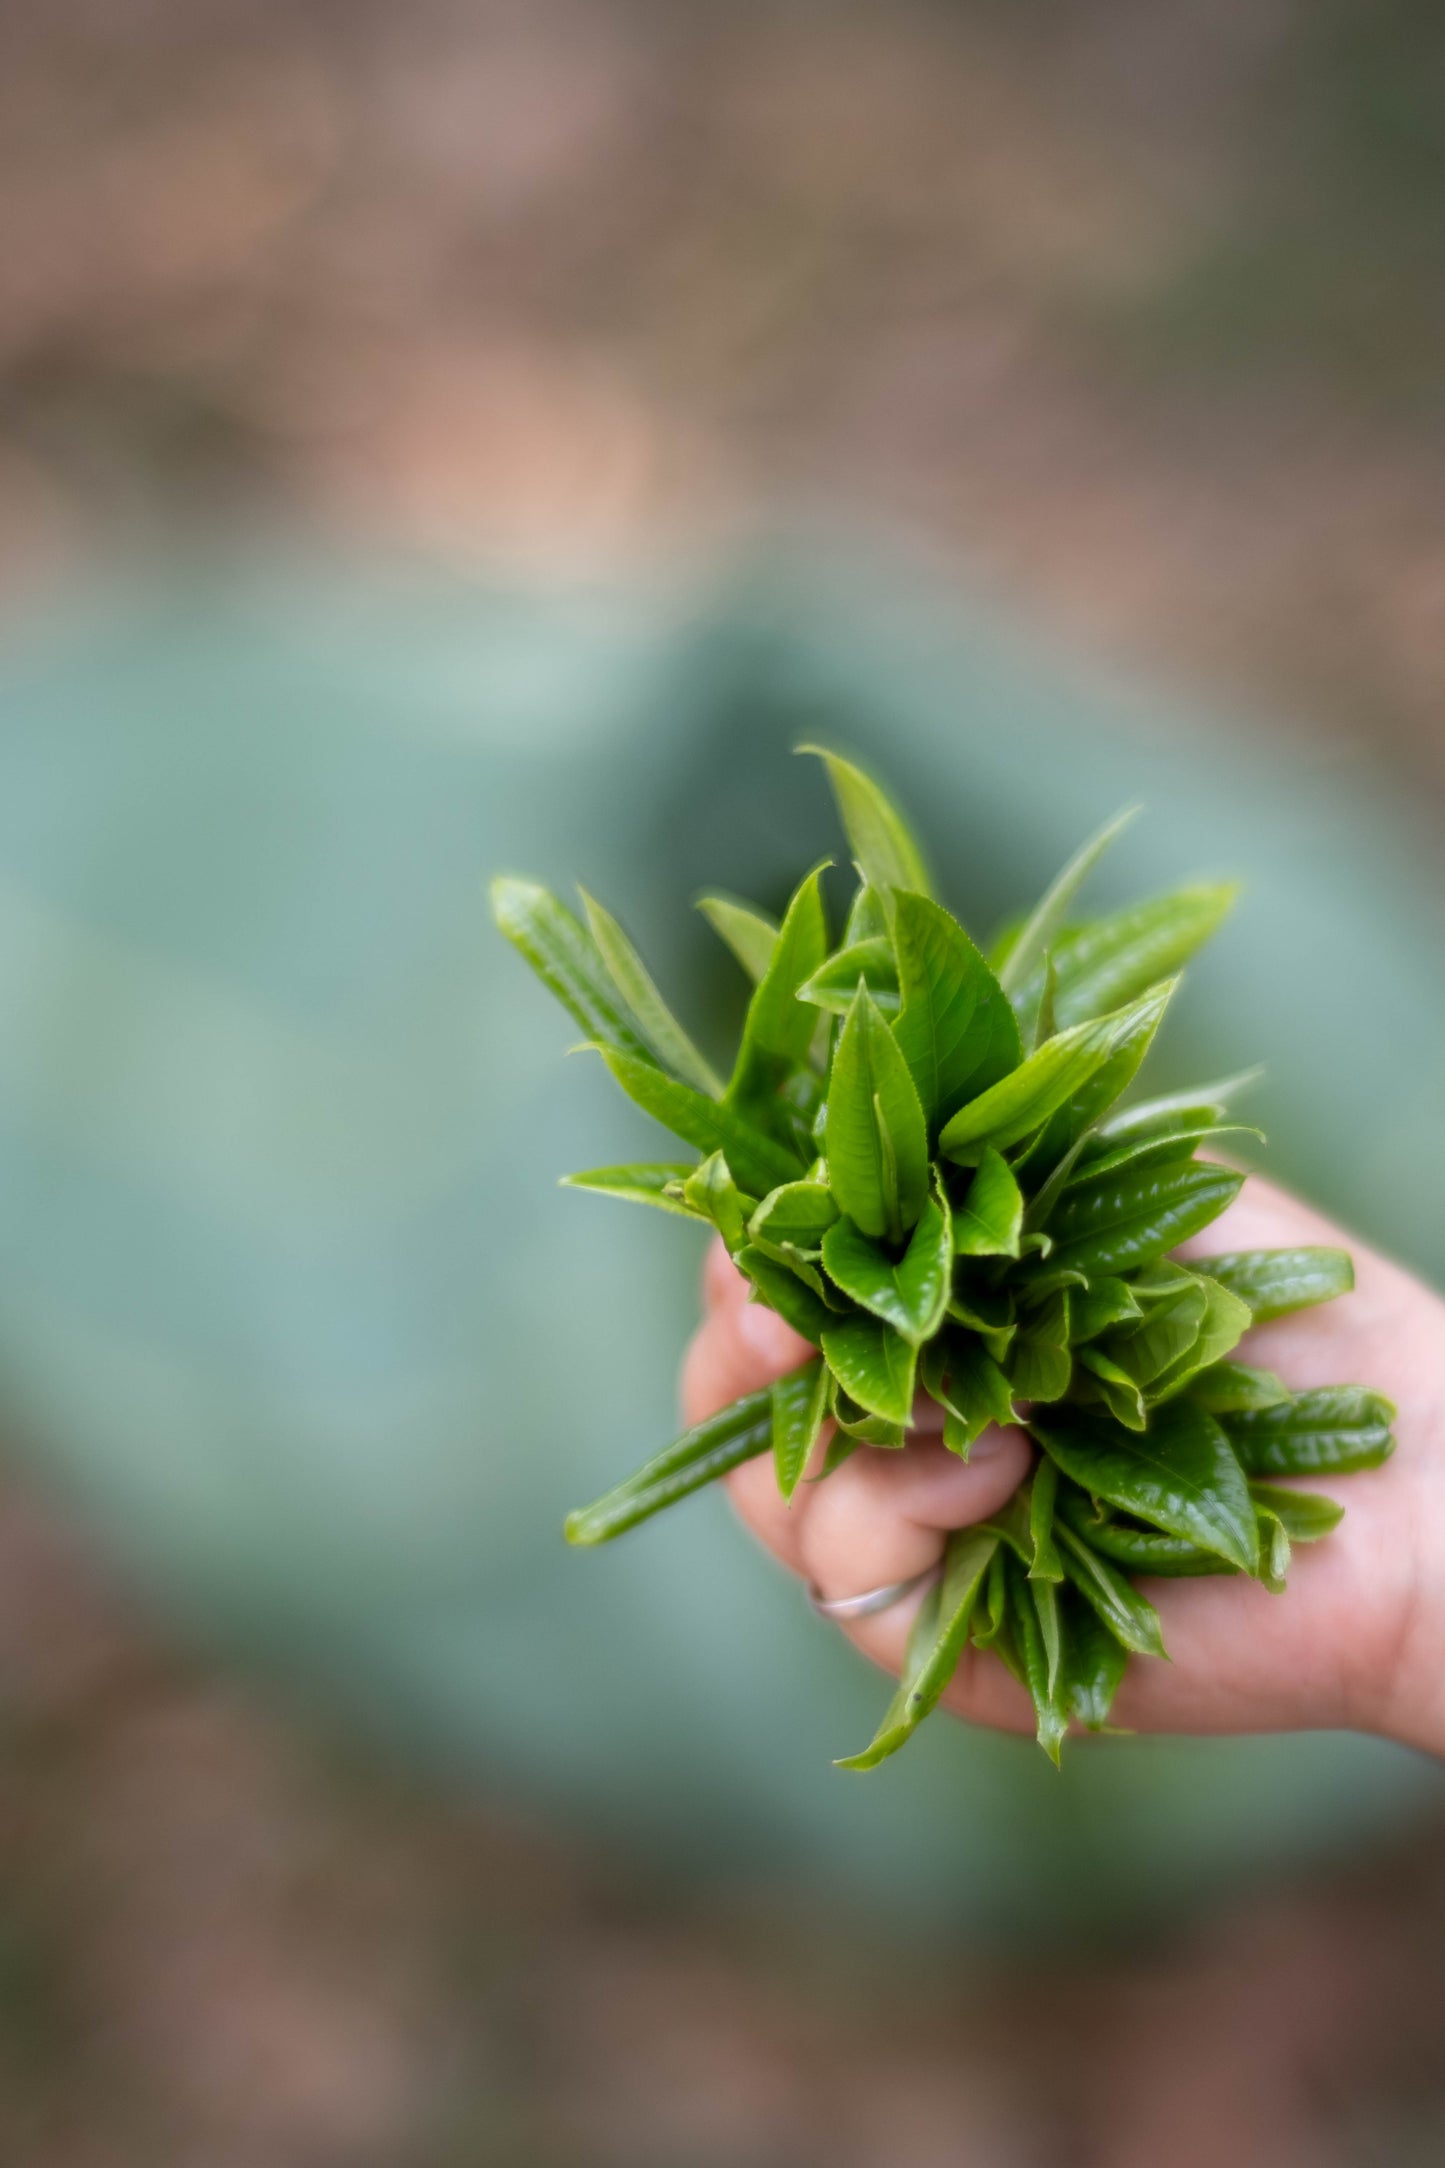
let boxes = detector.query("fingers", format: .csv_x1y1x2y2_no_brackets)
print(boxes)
680,1243,814,1430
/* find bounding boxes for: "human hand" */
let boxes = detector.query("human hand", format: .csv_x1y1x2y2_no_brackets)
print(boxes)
682,1174,1445,1756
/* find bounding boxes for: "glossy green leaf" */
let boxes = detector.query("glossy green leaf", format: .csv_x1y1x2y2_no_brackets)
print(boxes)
821,1180,952,1346
1044,1161,1244,1279
821,1314,918,1426
748,1179,839,1260
735,1246,833,1345
798,938,899,1017
565,1387,773,1545
1010,1292,1073,1404
595,1045,803,1198
836,1528,997,1770
1149,1274,1253,1400
563,1163,703,1218
772,1356,831,1500
938,984,1174,1166
696,892,779,984
997,805,1139,999
1029,1456,1064,1582
892,892,1021,1131
1095,1070,1262,1143
844,882,891,944
951,1147,1023,1258
580,888,723,1095
1070,1278,1143,1342
1187,1359,1290,1413
1105,1279,1209,1388
922,1335,1016,1456
1054,1522,1169,1656
1010,1555,1070,1764
803,745,931,905
1061,1500,1228,1578
1194,1247,1355,1323
1018,978,1177,1177
828,1375,906,1447
727,864,831,1114
1070,1122,1261,1187
1077,1345,1148,1430
682,1152,755,1252
1248,1481,1345,1542
1064,1599,1130,1731
492,875,654,1061
1223,1387,1396,1476
825,984,929,1241
1034,882,1239,1029
1034,1401,1259,1574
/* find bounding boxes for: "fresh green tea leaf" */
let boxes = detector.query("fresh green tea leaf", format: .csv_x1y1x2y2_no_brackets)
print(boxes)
997,805,1139,999
580,888,724,1096
1077,1345,1149,1430
749,1178,839,1260
1070,1278,1143,1342
951,1147,1024,1257
1029,1456,1064,1582
772,1357,831,1499
1011,1555,1070,1763
1149,1275,1253,1400
1070,1122,1261,1187
1187,1359,1290,1413
821,1314,918,1426
798,937,900,1017
826,984,929,1241
1247,1481,1344,1541
822,1181,952,1346
828,1374,906,1447
1042,883,1238,1028
923,1335,1016,1456
563,1163,703,1217
696,892,780,984
1095,1070,1262,1142
892,892,1021,1131
1045,1162,1244,1279
938,985,1174,1166
565,1387,774,1544
1194,1247,1354,1323
595,1045,803,1197
1034,1401,1259,1574
1054,1523,1169,1656
1064,1598,1130,1730
736,1245,834,1344
1010,1292,1073,1404
1223,1387,1396,1476
836,1528,998,1769
492,876,655,1061
681,1152,754,1250
727,864,831,1115
802,745,931,904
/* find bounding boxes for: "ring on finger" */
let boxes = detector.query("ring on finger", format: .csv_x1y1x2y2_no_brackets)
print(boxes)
807,1563,941,1622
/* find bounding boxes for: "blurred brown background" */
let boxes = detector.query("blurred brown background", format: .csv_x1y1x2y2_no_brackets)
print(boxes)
1,2,1445,2162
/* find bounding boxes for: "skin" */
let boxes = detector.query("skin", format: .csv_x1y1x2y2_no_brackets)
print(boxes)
681,1175,1445,1757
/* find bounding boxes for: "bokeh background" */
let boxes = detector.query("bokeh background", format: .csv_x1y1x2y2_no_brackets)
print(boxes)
2,3,1445,2163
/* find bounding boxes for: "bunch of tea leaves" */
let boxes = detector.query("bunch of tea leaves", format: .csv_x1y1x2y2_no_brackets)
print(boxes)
492,751,1394,1764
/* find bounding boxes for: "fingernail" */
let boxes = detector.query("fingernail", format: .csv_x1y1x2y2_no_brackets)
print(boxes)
964,1425,1014,1460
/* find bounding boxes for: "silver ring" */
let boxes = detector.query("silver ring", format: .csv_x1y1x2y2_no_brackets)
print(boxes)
807,1563,941,1622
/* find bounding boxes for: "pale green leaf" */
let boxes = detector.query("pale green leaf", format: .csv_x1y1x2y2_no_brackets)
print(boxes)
892,892,1020,1131
825,984,929,1240
580,888,723,1095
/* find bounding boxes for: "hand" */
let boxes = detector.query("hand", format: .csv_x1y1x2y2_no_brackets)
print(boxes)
682,1175,1445,1756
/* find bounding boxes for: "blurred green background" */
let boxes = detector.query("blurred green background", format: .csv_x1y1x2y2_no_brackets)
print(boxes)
2,3,1445,2163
